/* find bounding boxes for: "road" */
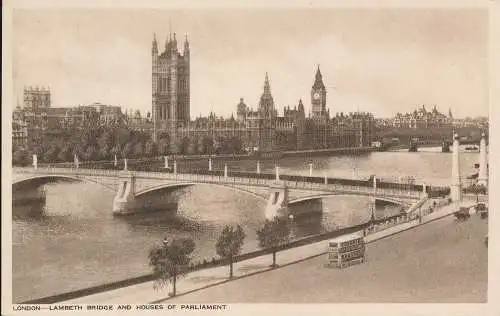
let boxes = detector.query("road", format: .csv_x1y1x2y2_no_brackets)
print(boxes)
169,214,487,303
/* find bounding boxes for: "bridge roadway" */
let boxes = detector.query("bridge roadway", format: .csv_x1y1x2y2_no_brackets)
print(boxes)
12,167,422,205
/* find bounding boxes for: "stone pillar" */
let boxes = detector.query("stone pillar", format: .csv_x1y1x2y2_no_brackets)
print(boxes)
275,165,280,181
478,132,488,187
164,156,170,169
208,157,213,171
124,158,128,171
309,163,313,177
256,160,261,174
450,133,462,203
112,173,137,215
265,183,289,220
114,155,118,167
224,163,228,179
324,173,328,185
422,183,427,198
33,154,38,169
173,160,177,175
74,154,79,169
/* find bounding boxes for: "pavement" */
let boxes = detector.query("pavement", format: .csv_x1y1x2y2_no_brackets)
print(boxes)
59,201,467,304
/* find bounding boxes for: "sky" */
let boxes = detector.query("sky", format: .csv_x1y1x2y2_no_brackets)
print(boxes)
12,8,489,118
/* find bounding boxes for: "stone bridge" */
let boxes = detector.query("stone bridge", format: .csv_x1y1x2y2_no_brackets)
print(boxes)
13,167,424,219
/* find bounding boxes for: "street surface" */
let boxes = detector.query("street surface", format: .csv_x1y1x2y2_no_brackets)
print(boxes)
169,213,487,303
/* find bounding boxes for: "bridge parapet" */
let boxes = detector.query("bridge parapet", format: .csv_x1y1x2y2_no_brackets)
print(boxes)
13,167,425,201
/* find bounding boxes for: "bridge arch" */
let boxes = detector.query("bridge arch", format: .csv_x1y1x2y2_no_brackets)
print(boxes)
13,175,116,192
288,193,411,207
135,182,268,202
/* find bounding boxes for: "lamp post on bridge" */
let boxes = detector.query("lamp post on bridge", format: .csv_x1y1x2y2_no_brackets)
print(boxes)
224,163,228,179
309,163,313,177
256,160,261,174
124,158,128,171
114,154,118,168
164,156,170,169
33,154,38,170
208,157,213,172
74,154,79,169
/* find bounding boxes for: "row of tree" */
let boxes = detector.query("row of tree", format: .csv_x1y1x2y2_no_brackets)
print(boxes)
12,126,245,166
149,216,290,297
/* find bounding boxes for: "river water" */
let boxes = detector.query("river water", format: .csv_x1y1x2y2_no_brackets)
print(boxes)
12,148,481,302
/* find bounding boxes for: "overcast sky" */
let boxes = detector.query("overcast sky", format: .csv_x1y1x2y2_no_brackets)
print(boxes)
12,8,488,118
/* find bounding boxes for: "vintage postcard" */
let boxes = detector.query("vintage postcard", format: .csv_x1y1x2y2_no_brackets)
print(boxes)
2,0,499,315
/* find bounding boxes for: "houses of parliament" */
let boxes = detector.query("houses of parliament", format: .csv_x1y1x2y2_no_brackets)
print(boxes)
152,32,374,152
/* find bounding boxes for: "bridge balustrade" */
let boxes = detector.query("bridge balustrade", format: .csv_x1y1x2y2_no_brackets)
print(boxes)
15,167,427,200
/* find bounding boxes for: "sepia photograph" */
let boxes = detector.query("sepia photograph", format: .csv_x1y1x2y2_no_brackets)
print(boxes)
2,0,498,315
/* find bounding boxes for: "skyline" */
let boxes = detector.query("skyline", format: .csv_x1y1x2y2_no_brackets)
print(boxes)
12,8,488,118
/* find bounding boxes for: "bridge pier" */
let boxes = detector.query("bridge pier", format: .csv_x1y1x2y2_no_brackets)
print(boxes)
256,161,261,174
265,183,288,220
112,172,137,215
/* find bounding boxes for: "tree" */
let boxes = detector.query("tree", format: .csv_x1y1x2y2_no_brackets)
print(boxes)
121,142,134,159
43,144,60,163
202,135,214,155
148,237,195,297
57,145,73,162
133,142,144,158
144,140,157,157
256,216,291,268
215,225,246,279
157,138,170,155
82,145,98,161
12,149,30,166
186,137,198,155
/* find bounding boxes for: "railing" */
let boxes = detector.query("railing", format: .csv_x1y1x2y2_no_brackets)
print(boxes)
13,166,427,199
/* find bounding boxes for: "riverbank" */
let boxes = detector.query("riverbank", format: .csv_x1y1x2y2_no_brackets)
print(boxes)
53,201,462,304
29,146,376,169
19,210,408,304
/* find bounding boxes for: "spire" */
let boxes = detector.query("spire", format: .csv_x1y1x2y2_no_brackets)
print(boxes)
184,33,190,54
152,33,158,54
448,107,453,118
313,65,325,90
263,72,271,94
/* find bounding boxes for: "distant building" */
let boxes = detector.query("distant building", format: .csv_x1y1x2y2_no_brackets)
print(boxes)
392,105,452,129
125,109,153,132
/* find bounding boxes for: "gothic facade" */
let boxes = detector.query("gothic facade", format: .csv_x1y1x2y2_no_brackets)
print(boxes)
151,33,374,152
152,33,190,142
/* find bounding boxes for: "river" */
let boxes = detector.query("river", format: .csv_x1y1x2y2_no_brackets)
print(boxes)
12,148,482,302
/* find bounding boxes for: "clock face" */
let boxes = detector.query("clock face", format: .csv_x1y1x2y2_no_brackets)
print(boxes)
313,92,320,100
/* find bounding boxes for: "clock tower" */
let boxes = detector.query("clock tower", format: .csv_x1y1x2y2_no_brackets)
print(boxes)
311,66,327,118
